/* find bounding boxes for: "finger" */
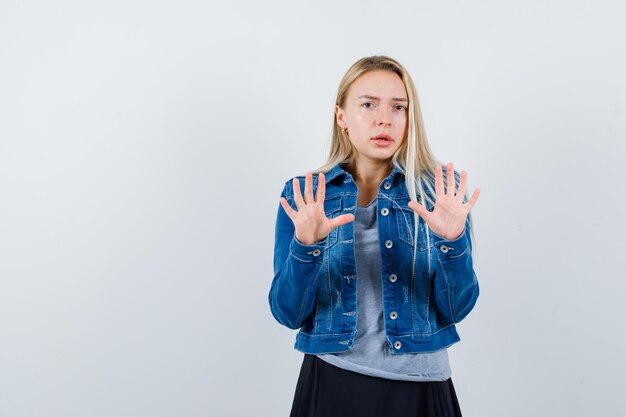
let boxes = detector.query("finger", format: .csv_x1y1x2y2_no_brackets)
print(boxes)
408,201,431,222
446,162,455,196
329,213,355,229
316,172,326,203
304,171,314,204
456,170,467,202
434,165,444,197
465,188,481,211
279,197,296,219
292,177,304,210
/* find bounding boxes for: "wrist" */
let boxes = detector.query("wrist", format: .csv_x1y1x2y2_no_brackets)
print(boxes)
295,235,327,246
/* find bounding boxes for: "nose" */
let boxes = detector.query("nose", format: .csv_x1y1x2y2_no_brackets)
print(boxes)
377,107,391,127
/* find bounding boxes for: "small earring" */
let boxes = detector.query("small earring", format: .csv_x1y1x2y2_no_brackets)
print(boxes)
343,127,349,137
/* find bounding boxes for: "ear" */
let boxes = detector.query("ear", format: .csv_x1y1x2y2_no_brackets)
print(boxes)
335,105,347,129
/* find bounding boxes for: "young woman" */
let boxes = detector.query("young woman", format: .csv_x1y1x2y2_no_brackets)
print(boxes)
269,55,481,417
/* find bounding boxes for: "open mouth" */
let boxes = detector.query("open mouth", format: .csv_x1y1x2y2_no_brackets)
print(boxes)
371,134,394,145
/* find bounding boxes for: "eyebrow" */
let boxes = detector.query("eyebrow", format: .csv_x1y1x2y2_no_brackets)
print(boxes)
357,95,408,102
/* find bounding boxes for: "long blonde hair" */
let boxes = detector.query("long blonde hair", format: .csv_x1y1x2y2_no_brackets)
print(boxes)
315,55,476,268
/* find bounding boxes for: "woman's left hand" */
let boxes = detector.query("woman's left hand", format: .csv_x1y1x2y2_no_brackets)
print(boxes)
408,162,480,240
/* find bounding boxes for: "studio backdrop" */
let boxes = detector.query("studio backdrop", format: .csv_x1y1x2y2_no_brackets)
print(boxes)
1,1,625,416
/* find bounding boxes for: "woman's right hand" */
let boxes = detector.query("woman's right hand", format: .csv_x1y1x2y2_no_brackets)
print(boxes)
279,171,355,245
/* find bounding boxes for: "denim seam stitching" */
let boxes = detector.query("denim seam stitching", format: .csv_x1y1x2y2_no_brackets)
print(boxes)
438,246,469,260
438,261,457,323
289,251,323,264
325,255,333,333
296,289,308,329
393,323,456,337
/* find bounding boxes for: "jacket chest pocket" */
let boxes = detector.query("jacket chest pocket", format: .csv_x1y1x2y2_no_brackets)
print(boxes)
323,194,342,248
395,205,431,251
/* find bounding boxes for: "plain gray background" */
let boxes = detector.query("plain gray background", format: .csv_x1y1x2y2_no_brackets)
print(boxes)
1,1,625,416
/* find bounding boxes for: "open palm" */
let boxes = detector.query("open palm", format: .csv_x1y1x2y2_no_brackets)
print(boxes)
408,163,480,240
280,171,355,246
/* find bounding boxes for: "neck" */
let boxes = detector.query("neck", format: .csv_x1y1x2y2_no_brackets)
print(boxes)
346,158,393,186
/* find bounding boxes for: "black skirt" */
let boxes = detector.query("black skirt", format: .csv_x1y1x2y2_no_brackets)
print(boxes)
289,354,463,417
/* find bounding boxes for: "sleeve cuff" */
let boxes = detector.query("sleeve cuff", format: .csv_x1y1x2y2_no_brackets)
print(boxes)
290,236,328,261
430,227,469,256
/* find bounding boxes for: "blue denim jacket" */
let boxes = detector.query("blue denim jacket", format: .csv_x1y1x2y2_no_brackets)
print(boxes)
268,163,479,354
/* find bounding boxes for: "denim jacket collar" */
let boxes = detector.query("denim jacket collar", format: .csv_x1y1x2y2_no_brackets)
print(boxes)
324,162,406,185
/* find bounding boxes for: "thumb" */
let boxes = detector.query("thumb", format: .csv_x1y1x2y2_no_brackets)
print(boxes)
408,201,429,221
330,213,355,229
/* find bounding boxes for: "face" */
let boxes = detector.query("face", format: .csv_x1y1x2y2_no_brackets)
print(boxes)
335,70,408,166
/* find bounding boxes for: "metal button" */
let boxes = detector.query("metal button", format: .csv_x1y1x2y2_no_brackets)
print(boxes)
389,311,398,320
312,249,322,256
381,208,389,216
389,274,397,283
385,240,393,249
439,245,449,253
394,341,402,350
383,182,392,190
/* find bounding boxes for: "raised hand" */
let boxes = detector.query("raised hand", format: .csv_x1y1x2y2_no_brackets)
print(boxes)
408,163,480,240
280,172,355,245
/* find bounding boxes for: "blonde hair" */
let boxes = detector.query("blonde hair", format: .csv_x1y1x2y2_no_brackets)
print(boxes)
315,55,476,267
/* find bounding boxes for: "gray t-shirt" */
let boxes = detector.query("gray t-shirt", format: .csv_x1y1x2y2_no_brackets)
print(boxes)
316,198,451,381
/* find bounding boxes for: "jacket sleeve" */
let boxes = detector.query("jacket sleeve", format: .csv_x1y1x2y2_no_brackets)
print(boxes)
431,214,480,324
268,179,328,330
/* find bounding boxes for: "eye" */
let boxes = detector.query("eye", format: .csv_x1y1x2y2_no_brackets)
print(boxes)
362,102,375,109
395,105,406,111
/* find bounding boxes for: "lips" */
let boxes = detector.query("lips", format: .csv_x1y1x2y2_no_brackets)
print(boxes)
370,134,394,142
370,134,394,147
